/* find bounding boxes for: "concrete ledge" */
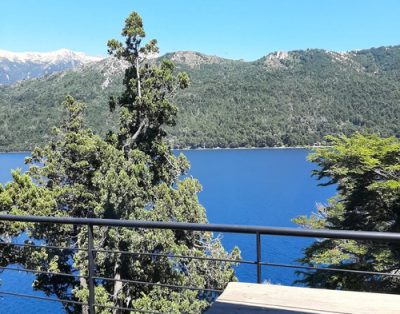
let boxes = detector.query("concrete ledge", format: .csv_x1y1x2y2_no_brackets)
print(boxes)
206,282,400,314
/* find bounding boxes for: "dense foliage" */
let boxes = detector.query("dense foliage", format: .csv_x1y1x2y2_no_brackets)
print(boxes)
0,12,239,313
294,134,400,292
1,46,400,151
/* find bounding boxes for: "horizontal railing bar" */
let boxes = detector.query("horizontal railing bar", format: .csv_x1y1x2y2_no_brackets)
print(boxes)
94,303,161,313
0,241,86,252
93,276,224,293
93,248,255,265
260,262,400,278
5,244,396,277
1,214,400,242
0,266,86,279
0,290,86,306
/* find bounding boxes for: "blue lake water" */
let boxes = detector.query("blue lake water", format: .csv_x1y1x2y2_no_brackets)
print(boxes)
0,149,336,313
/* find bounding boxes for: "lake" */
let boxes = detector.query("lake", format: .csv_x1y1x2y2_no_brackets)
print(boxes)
0,149,336,313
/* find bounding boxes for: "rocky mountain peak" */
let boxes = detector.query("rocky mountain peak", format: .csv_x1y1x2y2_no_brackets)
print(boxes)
0,49,103,64
166,51,227,68
0,49,104,85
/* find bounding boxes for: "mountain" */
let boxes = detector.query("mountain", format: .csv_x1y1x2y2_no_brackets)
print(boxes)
0,49,103,85
163,51,236,67
0,46,399,151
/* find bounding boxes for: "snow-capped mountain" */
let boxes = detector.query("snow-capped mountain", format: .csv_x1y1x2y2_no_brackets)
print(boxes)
0,49,103,85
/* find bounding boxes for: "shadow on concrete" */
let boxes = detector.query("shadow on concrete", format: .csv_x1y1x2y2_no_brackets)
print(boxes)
206,302,323,314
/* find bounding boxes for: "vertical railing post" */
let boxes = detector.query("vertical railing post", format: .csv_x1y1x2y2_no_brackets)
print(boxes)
88,224,95,314
256,232,262,284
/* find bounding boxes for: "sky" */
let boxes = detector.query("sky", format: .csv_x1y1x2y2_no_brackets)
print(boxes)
1,0,400,61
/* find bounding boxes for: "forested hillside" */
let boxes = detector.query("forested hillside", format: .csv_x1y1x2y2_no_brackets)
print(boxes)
1,46,399,151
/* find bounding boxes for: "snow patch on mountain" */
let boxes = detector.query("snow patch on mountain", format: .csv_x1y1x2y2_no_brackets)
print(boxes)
0,49,104,85
0,49,103,64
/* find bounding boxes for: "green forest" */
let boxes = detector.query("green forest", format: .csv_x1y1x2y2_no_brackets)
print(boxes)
1,44,400,151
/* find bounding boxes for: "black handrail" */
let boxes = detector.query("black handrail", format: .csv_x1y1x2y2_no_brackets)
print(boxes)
1,214,400,241
0,214,400,314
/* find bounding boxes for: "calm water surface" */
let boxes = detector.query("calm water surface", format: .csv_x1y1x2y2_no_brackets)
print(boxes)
0,149,336,313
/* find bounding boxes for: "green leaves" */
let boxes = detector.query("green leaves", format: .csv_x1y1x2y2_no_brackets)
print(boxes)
295,133,400,292
177,72,190,89
122,12,145,38
0,11,238,313
106,39,122,56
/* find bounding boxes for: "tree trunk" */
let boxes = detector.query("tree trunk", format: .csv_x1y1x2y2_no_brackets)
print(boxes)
112,261,123,314
136,58,141,99
80,277,89,314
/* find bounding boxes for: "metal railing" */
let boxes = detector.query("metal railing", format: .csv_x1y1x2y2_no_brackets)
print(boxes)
0,214,400,313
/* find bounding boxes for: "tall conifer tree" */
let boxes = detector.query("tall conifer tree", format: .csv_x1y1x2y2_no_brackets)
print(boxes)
0,12,239,313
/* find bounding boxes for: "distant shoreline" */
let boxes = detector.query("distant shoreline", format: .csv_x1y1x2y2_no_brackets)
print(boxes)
176,145,329,151
0,146,329,154
0,151,31,154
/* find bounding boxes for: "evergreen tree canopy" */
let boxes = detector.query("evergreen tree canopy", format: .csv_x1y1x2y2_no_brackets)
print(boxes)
0,12,239,313
294,133,400,292
107,12,189,184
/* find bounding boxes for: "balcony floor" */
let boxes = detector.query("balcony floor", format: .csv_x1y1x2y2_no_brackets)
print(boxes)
206,282,400,314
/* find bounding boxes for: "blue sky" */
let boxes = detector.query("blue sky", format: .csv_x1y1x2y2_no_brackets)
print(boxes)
1,0,399,60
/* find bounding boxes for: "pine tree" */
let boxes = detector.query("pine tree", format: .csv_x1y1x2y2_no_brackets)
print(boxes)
0,12,239,313
107,11,190,184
